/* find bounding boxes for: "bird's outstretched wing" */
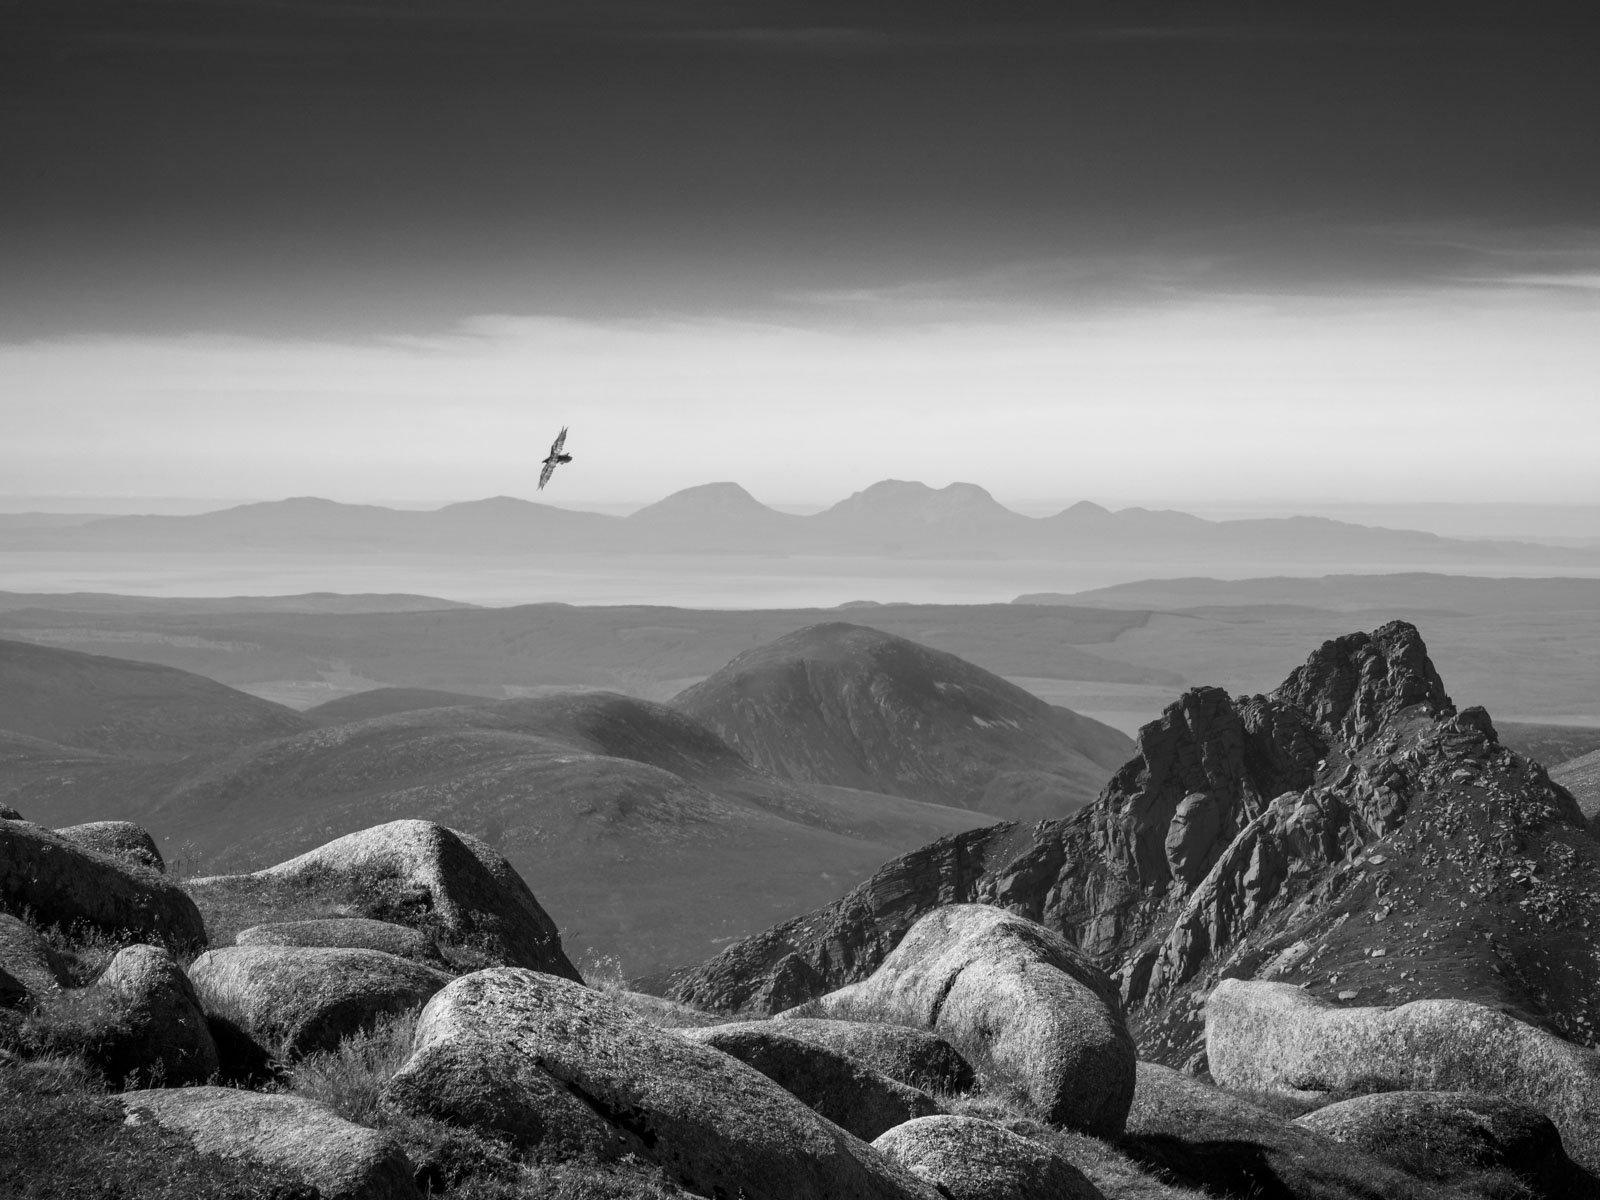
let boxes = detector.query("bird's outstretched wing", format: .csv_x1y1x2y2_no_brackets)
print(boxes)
549,426,568,456
538,459,557,490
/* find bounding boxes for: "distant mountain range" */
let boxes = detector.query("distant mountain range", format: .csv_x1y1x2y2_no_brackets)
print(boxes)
7,480,1600,566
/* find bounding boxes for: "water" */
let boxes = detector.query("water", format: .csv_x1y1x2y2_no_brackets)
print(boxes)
6,551,1600,609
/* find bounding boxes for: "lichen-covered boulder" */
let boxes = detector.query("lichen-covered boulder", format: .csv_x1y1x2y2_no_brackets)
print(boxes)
120,1086,419,1200
89,944,219,1084
792,904,1135,1136
684,1021,941,1140
1296,1091,1584,1197
0,821,205,949
0,912,60,1004
236,918,448,969
1123,1060,1456,1200
188,820,575,977
405,967,941,1200
768,1017,976,1095
189,944,450,1059
871,1116,1104,1200
381,1035,631,1157
55,820,165,873
1207,979,1600,1172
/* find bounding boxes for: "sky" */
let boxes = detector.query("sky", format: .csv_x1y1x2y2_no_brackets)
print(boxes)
4,2,1599,508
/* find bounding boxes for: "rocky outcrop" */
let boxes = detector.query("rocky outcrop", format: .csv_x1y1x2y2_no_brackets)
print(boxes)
236,918,449,968
672,622,1132,819
766,1017,975,1095
381,1035,632,1157
1206,979,1600,1172
655,622,1600,1072
0,820,205,950
1295,1091,1586,1197
1273,621,1452,749
87,944,219,1084
1122,1060,1456,1200
871,1116,1104,1200
791,905,1135,1137
55,821,165,873
683,1022,940,1140
189,944,450,1059
188,820,576,977
401,967,941,1200
120,1086,419,1200
0,913,60,1003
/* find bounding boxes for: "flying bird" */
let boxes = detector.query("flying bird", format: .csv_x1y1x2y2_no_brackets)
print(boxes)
538,426,572,490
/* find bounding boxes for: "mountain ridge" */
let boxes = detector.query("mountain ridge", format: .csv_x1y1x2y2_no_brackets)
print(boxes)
8,483,1600,566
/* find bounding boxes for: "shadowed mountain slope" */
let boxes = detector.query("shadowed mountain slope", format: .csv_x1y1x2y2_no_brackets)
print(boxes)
7,691,990,974
0,637,308,756
673,622,1132,819
651,621,1600,1071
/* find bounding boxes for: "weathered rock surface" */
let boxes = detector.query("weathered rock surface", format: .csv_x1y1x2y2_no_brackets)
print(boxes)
0,820,205,949
381,1034,631,1157
792,904,1135,1137
88,944,219,1084
188,820,577,977
236,918,449,968
871,1115,1104,1200
1207,979,1600,1172
54,820,165,873
767,1017,976,1095
1296,1090,1587,1197
673,621,1132,820
405,967,941,1200
655,622,1600,1076
684,1021,940,1140
0,912,60,1003
1123,1060,1455,1200
189,944,450,1059
120,1086,419,1200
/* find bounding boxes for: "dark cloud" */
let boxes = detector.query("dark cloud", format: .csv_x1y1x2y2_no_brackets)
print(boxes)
2,1,1597,339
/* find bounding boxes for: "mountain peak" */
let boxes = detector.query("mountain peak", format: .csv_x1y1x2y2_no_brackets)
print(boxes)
1273,619,1455,747
630,482,779,521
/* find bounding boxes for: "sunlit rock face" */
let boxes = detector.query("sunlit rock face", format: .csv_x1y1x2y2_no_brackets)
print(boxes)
655,621,1600,1071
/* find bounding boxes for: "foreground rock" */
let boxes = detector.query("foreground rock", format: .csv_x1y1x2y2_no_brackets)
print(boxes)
189,944,449,1059
0,912,59,1003
236,918,449,968
404,967,940,1200
1296,1091,1586,1198
382,1035,631,1157
684,1021,940,1140
792,904,1135,1137
188,820,576,977
120,1086,419,1200
768,1017,975,1094
1207,979,1600,1172
88,944,219,1084
55,821,165,873
0,820,205,949
871,1116,1104,1200
1123,1060,1454,1200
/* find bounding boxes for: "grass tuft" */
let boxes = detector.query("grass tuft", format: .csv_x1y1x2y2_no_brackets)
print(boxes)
287,1007,418,1124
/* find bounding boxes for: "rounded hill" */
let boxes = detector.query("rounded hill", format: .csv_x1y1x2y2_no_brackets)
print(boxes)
672,622,1133,819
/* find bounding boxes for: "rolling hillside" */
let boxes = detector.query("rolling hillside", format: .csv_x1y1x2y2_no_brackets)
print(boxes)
674,622,1132,819
0,637,308,756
